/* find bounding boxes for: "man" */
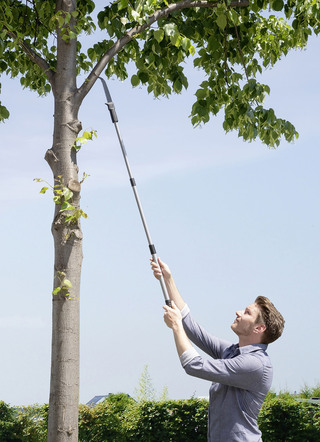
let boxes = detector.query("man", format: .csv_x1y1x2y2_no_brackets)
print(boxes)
151,258,285,442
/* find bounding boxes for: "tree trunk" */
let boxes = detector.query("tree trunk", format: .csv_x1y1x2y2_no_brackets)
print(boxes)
47,1,82,440
46,99,82,442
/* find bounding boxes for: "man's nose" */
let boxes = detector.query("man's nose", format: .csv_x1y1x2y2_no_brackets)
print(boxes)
236,310,244,317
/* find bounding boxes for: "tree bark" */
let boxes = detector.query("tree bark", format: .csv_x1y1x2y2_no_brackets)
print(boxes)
47,1,82,440
47,86,82,442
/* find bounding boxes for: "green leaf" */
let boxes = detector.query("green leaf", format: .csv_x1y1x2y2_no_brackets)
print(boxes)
52,287,61,295
138,71,149,83
173,79,182,93
63,279,72,288
196,89,207,100
181,37,191,52
60,201,75,211
163,23,177,37
131,10,140,21
82,131,93,140
154,29,164,43
40,186,49,194
189,45,195,55
53,195,61,204
0,104,10,121
118,0,128,11
272,0,284,12
131,74,140,87
229,9,239,26
216,14,227,30
62,188,73,201
171,33,182,47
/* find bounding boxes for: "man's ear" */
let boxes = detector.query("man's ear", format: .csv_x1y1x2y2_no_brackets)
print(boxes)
254,323,266,335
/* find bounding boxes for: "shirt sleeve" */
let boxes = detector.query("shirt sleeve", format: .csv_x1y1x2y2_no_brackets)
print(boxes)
181,305,232,359
181,352,265,390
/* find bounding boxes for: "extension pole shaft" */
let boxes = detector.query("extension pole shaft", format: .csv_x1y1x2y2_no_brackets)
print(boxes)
99,78,171,306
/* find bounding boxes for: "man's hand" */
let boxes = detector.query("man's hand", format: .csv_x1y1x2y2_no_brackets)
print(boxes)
163,300,182,330
163,300,193,357
150,257,171,281
149,257,186,311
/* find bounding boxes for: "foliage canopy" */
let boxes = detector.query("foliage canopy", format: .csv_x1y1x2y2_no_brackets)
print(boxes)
1,0,319,146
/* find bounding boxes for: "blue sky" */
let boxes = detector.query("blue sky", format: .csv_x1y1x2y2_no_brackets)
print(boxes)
0,32,319,406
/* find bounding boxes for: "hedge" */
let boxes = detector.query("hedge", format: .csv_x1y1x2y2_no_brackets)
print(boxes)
78,394,208,441
257,393,320,441
1,393,320,441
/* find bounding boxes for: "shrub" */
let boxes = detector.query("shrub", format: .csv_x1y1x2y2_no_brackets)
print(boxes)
126,398,208,441
258,393,320,441
15,404,48,442
0,401,20,441
79,393,136,441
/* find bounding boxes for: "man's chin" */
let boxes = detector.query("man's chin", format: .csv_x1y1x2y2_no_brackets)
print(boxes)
231,323,238,334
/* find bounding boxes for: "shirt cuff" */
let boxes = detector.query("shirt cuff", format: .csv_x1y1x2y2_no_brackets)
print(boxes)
180,304,190,319
180,347,200,368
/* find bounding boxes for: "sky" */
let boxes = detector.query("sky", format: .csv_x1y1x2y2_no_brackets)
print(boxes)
0,26,319,406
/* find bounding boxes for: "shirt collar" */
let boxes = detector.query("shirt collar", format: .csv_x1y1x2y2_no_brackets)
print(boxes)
238,343,268,354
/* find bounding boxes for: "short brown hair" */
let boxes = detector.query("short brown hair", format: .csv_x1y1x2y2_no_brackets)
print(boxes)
255,296,285,344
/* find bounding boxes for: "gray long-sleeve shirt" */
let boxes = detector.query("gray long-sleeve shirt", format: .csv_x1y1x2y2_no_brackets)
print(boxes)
180,305,272,442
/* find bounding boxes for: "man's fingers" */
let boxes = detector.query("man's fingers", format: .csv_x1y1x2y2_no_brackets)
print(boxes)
150,259,162,279
163,301,175,312
150,258,161,270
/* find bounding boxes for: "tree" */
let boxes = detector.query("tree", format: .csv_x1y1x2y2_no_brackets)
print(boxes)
0,0,319,440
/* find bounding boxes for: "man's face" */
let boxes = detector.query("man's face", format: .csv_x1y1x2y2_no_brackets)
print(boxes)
231,303,262,337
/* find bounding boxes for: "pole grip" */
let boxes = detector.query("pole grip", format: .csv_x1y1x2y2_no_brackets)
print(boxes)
159,275,171,307
152,254,171,306
106,102,118,123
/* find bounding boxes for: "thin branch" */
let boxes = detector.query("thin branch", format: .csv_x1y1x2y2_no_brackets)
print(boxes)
234,23,249,81
77,0,249,104
4,26,55,86
224,16,230,86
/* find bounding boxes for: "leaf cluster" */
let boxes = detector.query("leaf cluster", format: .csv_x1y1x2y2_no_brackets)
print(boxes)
0,0,96,111
34,175,88,224
73,128,97,151
52,271,73,298
0,1,55,97
1,0,320,145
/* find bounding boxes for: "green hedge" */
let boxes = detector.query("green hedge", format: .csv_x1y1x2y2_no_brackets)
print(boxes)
0,401,48,442
78,394,208,441
258,393,320,441
1,393,320,441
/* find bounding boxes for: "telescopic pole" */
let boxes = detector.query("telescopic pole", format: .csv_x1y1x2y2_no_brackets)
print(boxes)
99,77,171,307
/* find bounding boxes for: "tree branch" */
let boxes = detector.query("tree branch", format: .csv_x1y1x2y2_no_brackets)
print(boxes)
234,22,249,80
3,26,55,86
76,0,249,104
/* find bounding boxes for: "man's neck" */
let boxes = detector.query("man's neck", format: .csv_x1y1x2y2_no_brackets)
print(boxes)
238,336,262,347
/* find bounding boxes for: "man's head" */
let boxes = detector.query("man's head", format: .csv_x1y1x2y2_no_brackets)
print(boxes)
231,296,284,346
254,296,285,344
